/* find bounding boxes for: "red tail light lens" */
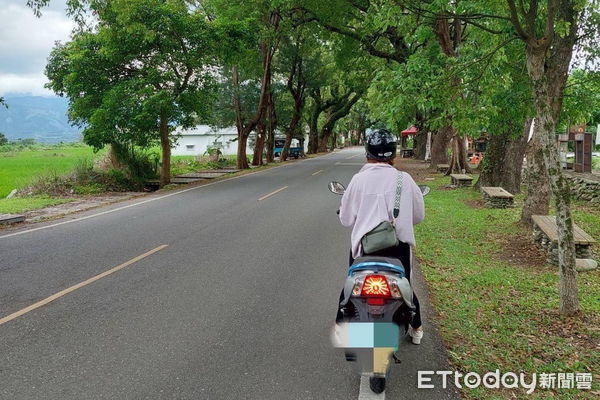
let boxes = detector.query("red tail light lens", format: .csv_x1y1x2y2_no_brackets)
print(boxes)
367,297,386,305
361,275,391,298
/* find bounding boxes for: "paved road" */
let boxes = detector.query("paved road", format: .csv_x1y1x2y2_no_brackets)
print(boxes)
0,148,459,400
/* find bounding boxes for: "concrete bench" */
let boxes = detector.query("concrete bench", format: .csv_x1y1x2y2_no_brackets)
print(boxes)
450,174,473,187
532,215,596,265
436,164,450,173
0,214,25,225
480,187,514,208
576,259,598,272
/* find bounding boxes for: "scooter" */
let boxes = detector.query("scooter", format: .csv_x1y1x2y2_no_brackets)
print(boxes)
328,181,430,394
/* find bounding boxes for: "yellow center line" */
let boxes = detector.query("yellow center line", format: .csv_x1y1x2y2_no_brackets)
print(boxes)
0,244,169,327
345,154,361,159
258,186,288,201
312,170,324,176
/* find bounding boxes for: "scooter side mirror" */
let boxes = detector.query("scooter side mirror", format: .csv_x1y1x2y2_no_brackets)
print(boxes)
328,181,346,195
419,185,431,196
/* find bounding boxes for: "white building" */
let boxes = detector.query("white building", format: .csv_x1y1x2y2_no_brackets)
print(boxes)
172,125,251,157
172,124,312,157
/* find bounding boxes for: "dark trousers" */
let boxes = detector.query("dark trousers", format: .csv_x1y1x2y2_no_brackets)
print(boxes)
337,242,422,328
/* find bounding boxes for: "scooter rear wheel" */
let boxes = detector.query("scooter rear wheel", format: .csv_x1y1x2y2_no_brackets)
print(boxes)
369,377,386,394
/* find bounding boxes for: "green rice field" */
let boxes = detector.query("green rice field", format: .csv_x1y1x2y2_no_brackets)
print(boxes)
0,144,102,198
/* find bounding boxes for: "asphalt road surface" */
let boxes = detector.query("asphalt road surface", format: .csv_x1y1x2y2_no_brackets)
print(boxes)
0,148,459,400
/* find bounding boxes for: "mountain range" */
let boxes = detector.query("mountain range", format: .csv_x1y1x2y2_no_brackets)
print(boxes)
0,95,82,143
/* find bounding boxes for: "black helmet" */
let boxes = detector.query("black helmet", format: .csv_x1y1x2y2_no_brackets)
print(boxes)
365,129,397,161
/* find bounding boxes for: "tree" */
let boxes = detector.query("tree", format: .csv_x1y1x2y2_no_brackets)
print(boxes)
45,0,240,186
503,0,598,315
207,0,282,169
0,133,8,146
560,70,600,129
276,24,311,161
318,85,366,151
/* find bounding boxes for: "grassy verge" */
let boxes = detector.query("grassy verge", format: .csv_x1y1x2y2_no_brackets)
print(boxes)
0,196,74,214
170,154,237,176
416,175,599,399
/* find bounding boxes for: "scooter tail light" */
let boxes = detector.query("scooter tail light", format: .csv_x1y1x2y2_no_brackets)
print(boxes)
367,297,385,305
390,283,402,298
352,276,365,296
360,275,391,298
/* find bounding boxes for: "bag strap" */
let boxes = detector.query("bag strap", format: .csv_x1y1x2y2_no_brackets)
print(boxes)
393,172,403,219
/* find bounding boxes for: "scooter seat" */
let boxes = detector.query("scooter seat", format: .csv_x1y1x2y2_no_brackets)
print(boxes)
349,256,406,278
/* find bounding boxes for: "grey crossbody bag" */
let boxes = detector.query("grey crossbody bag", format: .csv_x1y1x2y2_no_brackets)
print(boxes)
360,172,403,255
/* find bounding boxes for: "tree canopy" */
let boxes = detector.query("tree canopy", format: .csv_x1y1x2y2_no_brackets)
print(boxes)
46,0,251,184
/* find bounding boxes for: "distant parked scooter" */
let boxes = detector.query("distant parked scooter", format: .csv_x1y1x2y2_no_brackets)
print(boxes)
328,181,430,394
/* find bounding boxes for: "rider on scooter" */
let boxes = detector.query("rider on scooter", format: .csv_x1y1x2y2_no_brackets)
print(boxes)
337,129,425,344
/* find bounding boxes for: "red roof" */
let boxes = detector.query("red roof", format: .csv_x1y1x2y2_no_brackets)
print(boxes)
401,126,419,136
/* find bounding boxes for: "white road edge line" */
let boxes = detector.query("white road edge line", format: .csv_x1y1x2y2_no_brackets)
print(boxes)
0,152,344,240
257,186,288,201
0,244,168,326
358,375,385,400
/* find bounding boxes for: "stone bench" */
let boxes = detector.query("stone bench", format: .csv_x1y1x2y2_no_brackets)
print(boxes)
576,259,598,272
436,164,450,173
450,174,473,187
0,214,25,225
480,187,514,208
532,215,596,265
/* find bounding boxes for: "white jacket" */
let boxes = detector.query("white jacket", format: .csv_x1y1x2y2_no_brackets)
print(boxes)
339,163,425,259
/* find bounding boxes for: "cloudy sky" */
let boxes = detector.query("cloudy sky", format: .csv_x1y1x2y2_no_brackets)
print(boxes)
0,0,74,96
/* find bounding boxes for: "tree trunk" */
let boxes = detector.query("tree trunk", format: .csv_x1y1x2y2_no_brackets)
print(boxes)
446,135,459,174
318,89,364,152
281,134,293,161
533,79,578,315
252,119,266,166
159,111,171,187
265,91,277,163
318,126,331,152
477,119,529,193
308,101,320,154
236,132,249,169
521,129,550,225
537,91,579,315
232,65,249,170
525,19,579,314
503,118,531,194
445,129,470,175
413,130,427,160
430,127,450,166
477,131,509,188
232,11,280,169
282,96,302,161
457,135,470,173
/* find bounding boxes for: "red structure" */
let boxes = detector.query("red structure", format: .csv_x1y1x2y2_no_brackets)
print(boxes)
401,126,419,137
399,126,418,158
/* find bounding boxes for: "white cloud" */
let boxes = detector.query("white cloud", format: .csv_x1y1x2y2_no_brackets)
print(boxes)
0,72,54,96
0,0,74,96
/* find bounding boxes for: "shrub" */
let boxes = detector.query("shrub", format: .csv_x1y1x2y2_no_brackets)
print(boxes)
23,156,145,196
110,143,159,182
73,183,105,195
